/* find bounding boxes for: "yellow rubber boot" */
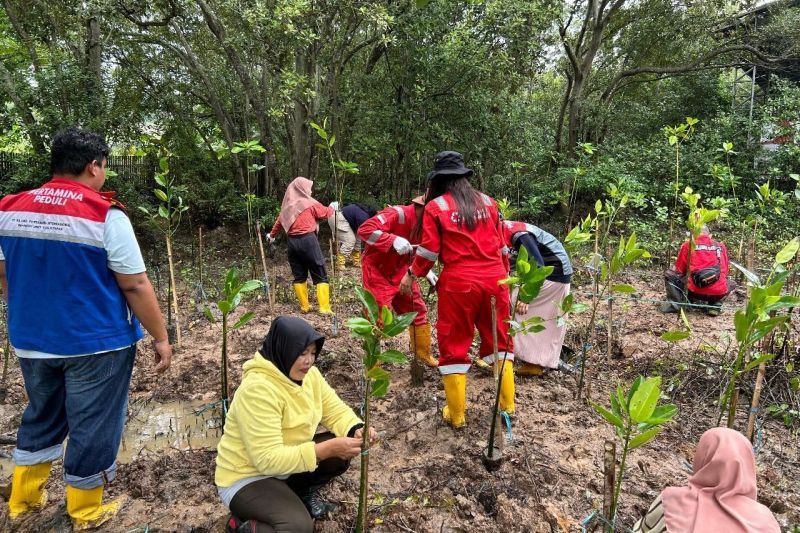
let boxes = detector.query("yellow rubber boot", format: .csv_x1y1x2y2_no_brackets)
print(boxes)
499,361,516,415
293,282,311,313
316,283,333,315
336,253,347,271
66,485,124,531
8,463,51,519
409,324,437,367
516,362,545,376
442,374,466,428
351,250,362,267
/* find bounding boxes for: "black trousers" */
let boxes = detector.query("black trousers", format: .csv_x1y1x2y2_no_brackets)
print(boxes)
664,269,735,309
229,433,349,532
288,233,328,284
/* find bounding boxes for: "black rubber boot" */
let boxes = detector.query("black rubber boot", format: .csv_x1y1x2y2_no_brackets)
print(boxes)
301,490,337,519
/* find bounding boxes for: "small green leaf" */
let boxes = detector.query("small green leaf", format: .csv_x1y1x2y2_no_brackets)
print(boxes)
775,238,800,265
629,427,663,449
218,300,231,315
154,175,168,187
646,404,677,424
371,378,389,397
232,311,255,329
381,305,393,326
346,317,374,335
744,353,775,372
661,330,691,343
611,283,637,294
356,288,379,324
367,367,390,381
203,305,216,323
629,377,661,423
378,349,407,364
158,205,169,219
590,401,624,429
383,312,417,337
240,280,263,293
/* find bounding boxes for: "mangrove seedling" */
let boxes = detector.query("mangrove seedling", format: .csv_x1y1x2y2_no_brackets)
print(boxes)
138,156,188,346
346,287,416,533
491,246,554,467
203,268,263,422
310,118,359,332
719,238,800,429
664,116,698,266
591,376,677,531
230,139,266,277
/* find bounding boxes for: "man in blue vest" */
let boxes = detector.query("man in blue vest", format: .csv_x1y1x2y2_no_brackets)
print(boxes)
0,129,172,529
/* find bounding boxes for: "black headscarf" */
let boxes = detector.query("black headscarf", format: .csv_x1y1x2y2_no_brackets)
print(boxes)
259,316,324,383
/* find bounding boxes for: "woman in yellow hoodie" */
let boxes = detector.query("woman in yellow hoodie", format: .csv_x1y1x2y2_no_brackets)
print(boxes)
215,316,375,532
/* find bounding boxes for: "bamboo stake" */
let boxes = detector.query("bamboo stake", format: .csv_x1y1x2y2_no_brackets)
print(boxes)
606,296,613,362
745,361,767,442
198,227,203,290
255,221,274,314
165,235,182,346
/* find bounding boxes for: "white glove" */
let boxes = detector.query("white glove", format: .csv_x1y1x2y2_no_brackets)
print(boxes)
329,201,339,210
392,236,413,255
266,234,276,245
426,270,439,287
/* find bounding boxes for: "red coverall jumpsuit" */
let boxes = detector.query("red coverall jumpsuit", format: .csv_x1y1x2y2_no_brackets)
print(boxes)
358,204,428,326
410,192,512,375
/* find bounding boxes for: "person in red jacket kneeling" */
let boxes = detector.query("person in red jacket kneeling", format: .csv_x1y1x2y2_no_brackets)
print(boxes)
662,226,735,316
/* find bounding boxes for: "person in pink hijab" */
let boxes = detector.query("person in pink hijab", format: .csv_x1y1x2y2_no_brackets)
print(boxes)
268,177,334,314
633,427,780,533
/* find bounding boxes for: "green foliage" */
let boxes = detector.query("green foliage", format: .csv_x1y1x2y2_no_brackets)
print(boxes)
204,268,263,419
719,239,800,426
137,158,188,236
346,287,415,398
347,287,415,533
591,376,677,528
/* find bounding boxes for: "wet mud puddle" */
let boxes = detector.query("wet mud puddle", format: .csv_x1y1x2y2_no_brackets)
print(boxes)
0,399,223,477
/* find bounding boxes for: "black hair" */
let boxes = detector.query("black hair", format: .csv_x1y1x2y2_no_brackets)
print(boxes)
50,128,109,176
426,175,483,229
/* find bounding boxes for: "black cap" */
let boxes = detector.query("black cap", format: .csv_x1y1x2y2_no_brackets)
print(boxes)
426,151,473,182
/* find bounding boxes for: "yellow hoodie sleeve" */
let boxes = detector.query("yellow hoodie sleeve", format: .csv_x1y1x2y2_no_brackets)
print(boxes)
315,369,363,437
236,382,318,476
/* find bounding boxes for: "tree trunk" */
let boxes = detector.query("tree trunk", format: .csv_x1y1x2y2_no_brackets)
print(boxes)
85,12,103,120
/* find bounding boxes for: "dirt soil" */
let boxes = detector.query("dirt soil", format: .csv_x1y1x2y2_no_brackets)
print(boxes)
1,227,799,532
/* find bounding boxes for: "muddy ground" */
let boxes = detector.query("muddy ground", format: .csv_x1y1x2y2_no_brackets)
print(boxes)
0,226,798,532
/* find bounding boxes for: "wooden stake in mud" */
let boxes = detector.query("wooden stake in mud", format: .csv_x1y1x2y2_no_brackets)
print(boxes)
602,440,617,531
745,361,767,442
255,221,274,314
198,227,204,291
165,235,182,346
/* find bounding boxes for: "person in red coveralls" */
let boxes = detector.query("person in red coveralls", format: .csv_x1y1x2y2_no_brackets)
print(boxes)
267,177,334,314
399,151,514,429
358,196,438,368
661,225,735,316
